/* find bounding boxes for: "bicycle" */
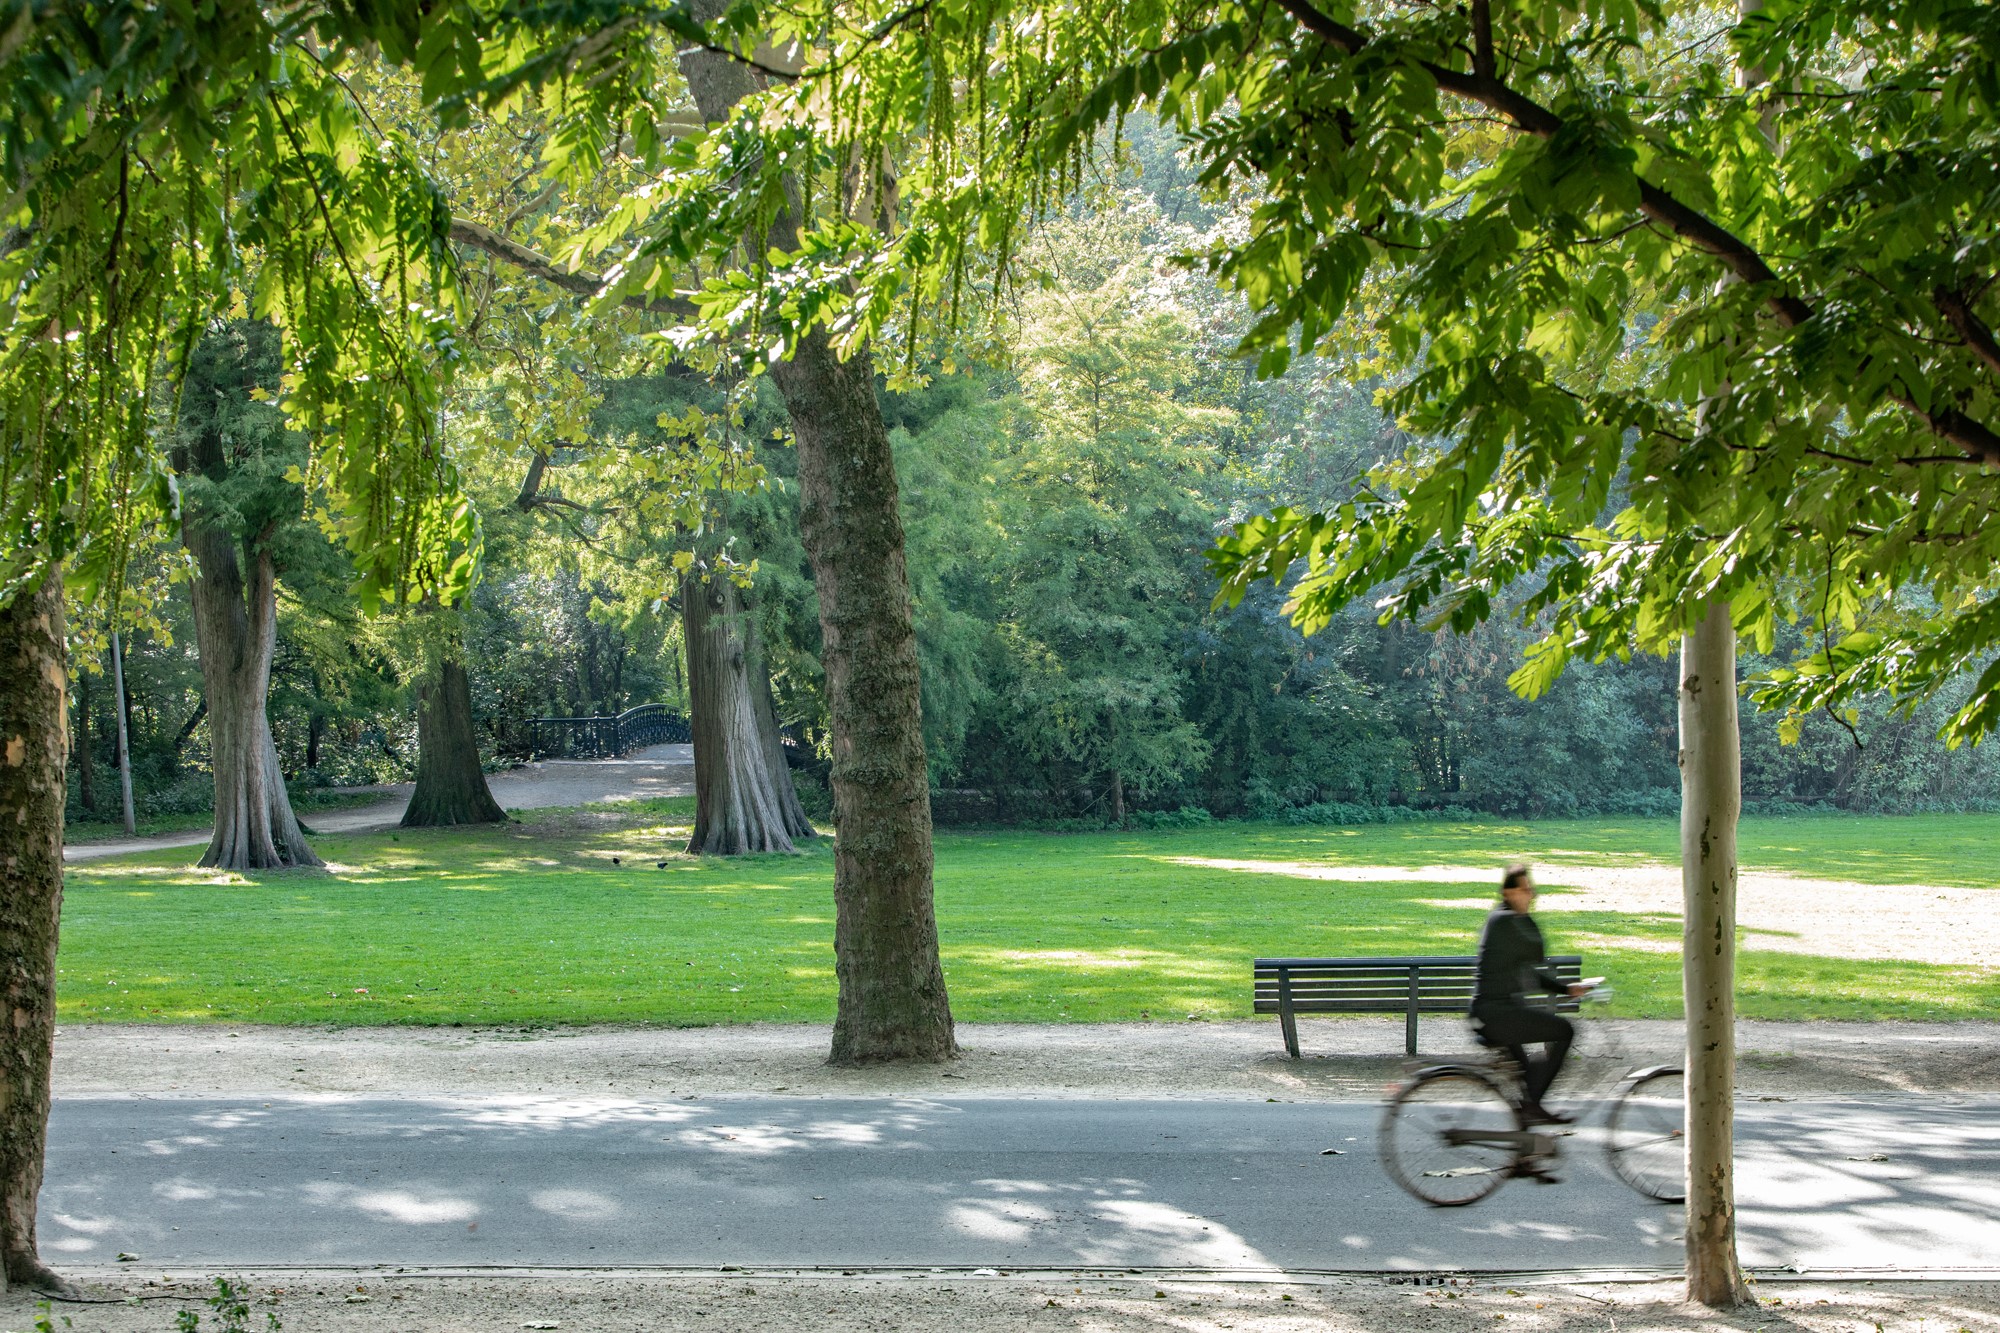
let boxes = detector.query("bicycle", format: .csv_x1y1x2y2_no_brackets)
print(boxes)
1379,985,1686,1207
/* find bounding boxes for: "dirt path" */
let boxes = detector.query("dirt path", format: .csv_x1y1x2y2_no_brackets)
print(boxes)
62,745,694,864
52,1017,2000,1100
1172,857,2000,967
13,1269,1998,1333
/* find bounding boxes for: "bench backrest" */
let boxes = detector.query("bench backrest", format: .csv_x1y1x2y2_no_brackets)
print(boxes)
1252,954,1583,1015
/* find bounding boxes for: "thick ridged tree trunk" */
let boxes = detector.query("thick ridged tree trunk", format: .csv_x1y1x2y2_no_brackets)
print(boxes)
403,658,507,827
749,633,816,841
1680,598,1750,1306
0,570,72,1293
185,522,321,870
767,336,955,1062
685,575,809,854
682,26,956,1064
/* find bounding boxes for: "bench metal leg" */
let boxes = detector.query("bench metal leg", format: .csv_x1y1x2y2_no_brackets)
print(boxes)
1406,966,1419,1055
1278,972,1301,1059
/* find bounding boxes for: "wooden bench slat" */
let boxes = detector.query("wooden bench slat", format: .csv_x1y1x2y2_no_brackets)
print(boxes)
1254,954,1583,1058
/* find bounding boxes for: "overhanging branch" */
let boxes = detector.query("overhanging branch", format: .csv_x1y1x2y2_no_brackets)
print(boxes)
1271,0,1999,467
448,219,699,320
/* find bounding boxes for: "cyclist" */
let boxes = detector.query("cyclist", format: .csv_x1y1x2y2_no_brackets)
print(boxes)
1470,863,1593,1127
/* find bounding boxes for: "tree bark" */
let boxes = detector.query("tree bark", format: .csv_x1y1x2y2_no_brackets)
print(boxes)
185,523,321,870
747,610,816,841
766,335,956,1062
1679,598,1750,1306
402,658,507,827
73,665,94,814
110,630,135,836
0,570,73,1293
680,27,955,1062
685,574,805,855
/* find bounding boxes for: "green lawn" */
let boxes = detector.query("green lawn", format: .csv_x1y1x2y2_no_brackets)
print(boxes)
57,804,2000,1027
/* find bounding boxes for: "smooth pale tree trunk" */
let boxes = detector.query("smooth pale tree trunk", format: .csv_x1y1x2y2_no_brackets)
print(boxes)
110,630,135,835
402,658,507,827
684,575,809,854
0,570,72,1293
1679,598,1750,1306
681,26,955,1063
185,523,321,870
73,666,94,814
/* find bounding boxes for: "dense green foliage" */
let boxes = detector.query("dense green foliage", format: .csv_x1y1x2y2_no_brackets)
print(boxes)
35,1,2000,830
74,180,2000,827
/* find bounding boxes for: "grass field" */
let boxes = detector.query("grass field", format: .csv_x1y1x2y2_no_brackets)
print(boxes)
56,803,2000,1027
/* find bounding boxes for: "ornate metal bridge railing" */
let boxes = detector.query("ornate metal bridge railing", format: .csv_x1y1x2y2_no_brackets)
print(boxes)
496,704,691,760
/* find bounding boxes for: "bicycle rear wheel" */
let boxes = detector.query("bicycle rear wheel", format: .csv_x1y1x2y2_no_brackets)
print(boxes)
1381,1066,1520,1206
1606,1066,1685,1202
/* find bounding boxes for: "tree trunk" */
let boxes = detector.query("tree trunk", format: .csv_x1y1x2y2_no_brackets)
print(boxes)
305,710,323,773
1110,771,1126,825
110,630,135,836
685,575,803,855
74,665,94,814
681,29,955,1063
747,610,816,841
0,570,73,1293
185,524,322,870
402,658,507,827
767,335,956,1063
1679,598,1750,1306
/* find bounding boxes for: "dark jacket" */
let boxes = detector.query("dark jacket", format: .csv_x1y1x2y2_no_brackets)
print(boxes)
1470,909,1568,1013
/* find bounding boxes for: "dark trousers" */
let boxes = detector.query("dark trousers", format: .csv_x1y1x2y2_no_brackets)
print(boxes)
1473,1003,1574,1106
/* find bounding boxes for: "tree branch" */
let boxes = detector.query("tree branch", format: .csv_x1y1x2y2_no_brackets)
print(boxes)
515,450,551,512
1935,286,2000,383
1469,0,1495,79
1272,0,1999,466
448,219,698,319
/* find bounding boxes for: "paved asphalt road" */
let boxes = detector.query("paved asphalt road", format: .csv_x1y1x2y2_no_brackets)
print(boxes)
40,1095,2000,1273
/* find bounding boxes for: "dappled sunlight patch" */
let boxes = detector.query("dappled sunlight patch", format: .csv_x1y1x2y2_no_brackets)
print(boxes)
992,949,1150,969
1413,897,1496,912
1570,932,1681,955
1163,856,1499,886
957,945,1234,978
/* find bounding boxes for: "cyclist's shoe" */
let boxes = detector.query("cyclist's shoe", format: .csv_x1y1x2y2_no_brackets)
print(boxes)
1511,1157,1562,1185
1520,1102,1574,1127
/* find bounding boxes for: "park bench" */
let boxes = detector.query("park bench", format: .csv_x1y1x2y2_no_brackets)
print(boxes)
1253,954,1584,1058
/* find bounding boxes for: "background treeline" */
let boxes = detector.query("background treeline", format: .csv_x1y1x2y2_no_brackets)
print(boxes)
68,176,2000,830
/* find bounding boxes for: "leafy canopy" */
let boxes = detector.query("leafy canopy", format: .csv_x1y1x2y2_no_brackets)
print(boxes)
588,0,2000,742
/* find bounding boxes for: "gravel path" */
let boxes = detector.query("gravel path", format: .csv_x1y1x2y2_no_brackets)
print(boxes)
62,744,694,864
52,1017,2000,1101
15,1268,2000,1332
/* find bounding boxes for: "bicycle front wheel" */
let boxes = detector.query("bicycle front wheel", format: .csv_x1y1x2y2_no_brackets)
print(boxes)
1381,1066,1520,1207
1606,1066,1685,1202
